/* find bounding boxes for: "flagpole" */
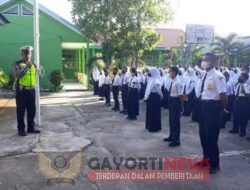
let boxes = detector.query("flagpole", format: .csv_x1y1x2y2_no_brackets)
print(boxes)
34,0,41,126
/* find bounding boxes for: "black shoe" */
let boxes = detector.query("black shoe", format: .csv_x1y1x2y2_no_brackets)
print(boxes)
163,137,173,142
246,136,250,141
229,130,238,134
239,133,246,137
209,167,220,174
169,141,181,147
114,108,120,112
127,116,137,121
195,161,208,168
106,103,111,107
18,131,27,137
27,129,41,134
120,110,126,114
111,107,116,110
99,98,104,101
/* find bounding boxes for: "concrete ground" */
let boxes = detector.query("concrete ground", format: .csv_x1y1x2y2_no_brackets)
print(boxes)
0,91,250,190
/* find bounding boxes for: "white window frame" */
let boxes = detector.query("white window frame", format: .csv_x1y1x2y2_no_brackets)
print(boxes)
2,5,20,16
21,4,33,16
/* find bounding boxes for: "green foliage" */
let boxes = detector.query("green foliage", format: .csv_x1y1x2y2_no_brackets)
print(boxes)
69,0,172,67
50,70,65,92
0,67,9,88
211,33,244,66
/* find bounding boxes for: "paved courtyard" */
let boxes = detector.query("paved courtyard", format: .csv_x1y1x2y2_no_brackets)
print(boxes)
0,91,250,190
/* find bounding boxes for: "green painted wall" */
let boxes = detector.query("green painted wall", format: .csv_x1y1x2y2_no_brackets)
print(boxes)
0,0,87,89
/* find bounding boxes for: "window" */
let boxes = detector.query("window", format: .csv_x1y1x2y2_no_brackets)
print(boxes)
22,5,33,16
3,5,19,15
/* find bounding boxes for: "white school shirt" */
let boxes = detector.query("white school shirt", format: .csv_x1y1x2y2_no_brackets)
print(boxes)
201,68,226,100
170,77,183,97
121,73,130,85
104,76,112,85
128,76,140,89
112,75,121,86
183,77,196,95
234,83,250,97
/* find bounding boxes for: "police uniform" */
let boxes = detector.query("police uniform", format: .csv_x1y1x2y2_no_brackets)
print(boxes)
13,46,40,136
112,74,121,111
120,72,130,113
230,82,250,136
199,68,226,171
127,76,140,120
166,76,183,146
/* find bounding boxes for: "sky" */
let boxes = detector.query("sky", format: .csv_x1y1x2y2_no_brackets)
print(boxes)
39,0,250,36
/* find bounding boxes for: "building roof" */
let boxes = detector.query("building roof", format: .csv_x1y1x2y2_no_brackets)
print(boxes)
154,28,184,48
0,0,82,35
0,12,9,25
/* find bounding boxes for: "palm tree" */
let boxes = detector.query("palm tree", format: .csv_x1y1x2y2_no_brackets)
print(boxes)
211,33,243,66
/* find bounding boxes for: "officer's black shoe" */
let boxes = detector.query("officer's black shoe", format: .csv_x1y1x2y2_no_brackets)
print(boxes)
169,141,181,147
114,108,120,112
229,130,238,134
18,131,27,137
106,103,111,107
246,136,250,141
99,98,104,101
120,110,126,114
163,137,173,142
209,167,220,174
27,129,41,134
111,107,116,110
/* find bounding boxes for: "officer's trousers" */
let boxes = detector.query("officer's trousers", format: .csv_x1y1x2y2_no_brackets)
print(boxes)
169,97,182,143
199,100,222,168
16,88,36,131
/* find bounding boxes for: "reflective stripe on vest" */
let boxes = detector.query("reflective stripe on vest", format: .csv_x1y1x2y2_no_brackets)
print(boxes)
19,63,36,87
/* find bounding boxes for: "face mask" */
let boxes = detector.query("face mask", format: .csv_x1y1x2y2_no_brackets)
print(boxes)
148,73,151,77
201,61,210,69
238,78,244,83
122,70,126,74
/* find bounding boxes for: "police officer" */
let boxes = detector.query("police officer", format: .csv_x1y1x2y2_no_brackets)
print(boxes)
13,46,40,136
199,53,227,174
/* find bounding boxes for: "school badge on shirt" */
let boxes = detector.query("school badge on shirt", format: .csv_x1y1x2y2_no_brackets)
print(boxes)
37,151,83,185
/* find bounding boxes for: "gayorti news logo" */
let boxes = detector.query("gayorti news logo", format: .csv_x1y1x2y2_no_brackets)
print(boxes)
37,152,210,184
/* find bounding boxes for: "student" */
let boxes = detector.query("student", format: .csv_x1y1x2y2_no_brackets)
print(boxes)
103,70,112,106
220,71,234,128
120,66,130,114
182,67,196,116
111,68,121,111
191,68,205,122
229,72,250,137
92,66,100,95
138,71,145,100
144,67,163,132
159,68,168,109
163,66,183,147
127,68,140,120
98,70,105,101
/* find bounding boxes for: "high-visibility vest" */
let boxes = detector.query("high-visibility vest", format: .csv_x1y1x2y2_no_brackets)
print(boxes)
19,63,36,87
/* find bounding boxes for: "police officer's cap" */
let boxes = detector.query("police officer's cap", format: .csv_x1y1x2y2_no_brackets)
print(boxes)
20,46,33,53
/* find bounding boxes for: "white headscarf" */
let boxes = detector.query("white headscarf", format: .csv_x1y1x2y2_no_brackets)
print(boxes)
92,67,100,81
144,67,163,100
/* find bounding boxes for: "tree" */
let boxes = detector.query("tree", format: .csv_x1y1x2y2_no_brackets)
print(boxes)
211,33,243,66
0,67,9,88
69,0,172,67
